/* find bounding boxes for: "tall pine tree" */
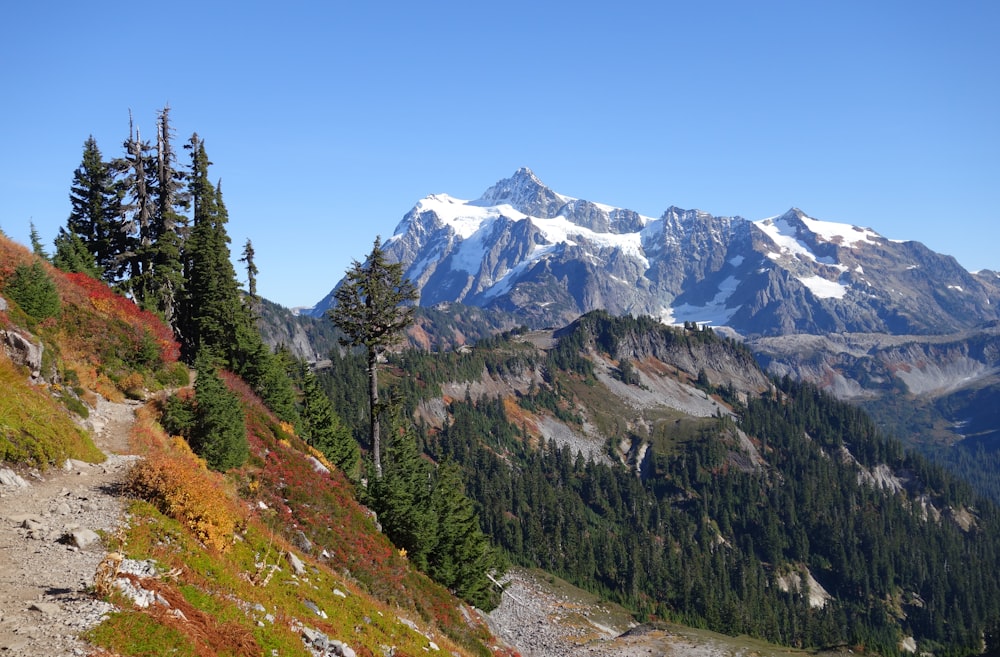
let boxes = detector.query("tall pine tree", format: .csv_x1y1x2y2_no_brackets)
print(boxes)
146,106,187,331
179,135,242,360
64,136,123,283
116,114,155,295
328,236,417,477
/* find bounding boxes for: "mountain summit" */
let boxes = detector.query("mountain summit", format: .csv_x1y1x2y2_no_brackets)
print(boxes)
312,169,1000,337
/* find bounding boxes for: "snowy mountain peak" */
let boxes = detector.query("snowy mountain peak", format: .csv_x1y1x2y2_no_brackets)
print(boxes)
312,171,1000,338
759,208,883,249
474,168,568,218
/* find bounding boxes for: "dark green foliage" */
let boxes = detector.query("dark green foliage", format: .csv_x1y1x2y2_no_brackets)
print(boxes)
159,355,248,472
29,222,48,259
66,136,124,283
299,365,359,478
53,228,102,277
239,238,258,303
143,106,188,331
315,350,371,445
188,353,247,471
369,416,503,610
427,461,504,610
160,392,196,439
5,262,60,322
178,138,241,360
328,236,418,477
616,358,641,385
369,423,437,569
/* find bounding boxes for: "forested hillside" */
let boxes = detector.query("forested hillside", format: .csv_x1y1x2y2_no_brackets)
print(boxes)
319,312,1000,656
0,112,513,656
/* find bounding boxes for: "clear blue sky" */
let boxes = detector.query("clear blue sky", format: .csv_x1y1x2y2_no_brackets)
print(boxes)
2,1,997,308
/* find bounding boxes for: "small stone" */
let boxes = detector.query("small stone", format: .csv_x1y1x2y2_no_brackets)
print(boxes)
286,551,306,576
29,602,60,615
65,528,100,549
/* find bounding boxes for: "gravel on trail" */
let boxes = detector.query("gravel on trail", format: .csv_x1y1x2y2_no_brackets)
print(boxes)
0,397,141,656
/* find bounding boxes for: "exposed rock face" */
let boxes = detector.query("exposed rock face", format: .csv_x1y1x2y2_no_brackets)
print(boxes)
2,328,44,380
311,170,1000,339
306,169,1000,457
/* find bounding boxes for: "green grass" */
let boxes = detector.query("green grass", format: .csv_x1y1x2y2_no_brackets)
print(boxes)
0,357,103,467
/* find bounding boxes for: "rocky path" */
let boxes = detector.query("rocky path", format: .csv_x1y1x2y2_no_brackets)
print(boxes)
0,397,141,656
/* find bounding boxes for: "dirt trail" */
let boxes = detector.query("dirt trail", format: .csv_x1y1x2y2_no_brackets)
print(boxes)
0,397,141,656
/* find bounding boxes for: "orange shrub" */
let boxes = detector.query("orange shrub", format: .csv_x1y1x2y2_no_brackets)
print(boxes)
126,406,246,552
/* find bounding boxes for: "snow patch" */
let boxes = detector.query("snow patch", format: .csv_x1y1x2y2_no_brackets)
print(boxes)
799,214,881,247
798,275,848,299
663,276,742,327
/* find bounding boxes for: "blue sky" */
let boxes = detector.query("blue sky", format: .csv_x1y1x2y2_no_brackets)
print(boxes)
2,1,997,308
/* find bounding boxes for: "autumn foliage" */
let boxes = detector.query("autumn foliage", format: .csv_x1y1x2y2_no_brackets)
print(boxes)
126,405,245,552
65,272,180,363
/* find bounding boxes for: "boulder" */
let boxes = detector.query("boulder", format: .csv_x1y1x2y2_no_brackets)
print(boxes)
1,329,43,380
0,468,29,488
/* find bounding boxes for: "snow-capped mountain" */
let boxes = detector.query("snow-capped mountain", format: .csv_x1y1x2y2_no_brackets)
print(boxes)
311,167,1000,338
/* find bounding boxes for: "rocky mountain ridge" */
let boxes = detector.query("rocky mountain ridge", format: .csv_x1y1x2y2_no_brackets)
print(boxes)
303,169,1000,464
311,167,1000,338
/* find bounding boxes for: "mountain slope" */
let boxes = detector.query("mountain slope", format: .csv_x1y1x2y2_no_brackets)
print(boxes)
360,311,1000,656
307,169,1000,497
0,234,512,657
311,168,1000,338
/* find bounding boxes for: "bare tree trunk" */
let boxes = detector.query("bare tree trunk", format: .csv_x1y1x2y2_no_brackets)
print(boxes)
368,350,382,478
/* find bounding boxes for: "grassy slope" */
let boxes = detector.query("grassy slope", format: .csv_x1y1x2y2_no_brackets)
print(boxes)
99,379,511,657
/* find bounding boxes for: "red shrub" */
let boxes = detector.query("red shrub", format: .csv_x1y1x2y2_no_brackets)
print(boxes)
63,272,180,363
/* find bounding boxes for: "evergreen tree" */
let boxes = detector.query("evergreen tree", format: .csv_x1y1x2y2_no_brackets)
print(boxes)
239,238,258,304
328,236,417,477
146,106,188,331
178,135,243,360
189,351,247,471
52,227,102,277
115,114,155,294
177,135,298,424
29,222,48,260
300,365,359,477
369,421,436,569
5,262,60,322
428,461,504,610
65,136,123,283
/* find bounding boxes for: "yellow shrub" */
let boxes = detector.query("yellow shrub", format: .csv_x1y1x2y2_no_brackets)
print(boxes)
125,405,245,552
126,456,238,552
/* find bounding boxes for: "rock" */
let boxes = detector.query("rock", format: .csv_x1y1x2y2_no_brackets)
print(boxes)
64,528,100,549
333,588,347,598
29,602,61,615
301,625,329,650
293,530,313,553
56,502,72,515
307,456,330,474
304,599,327,618
12,513,44,528
0,468,29,488
2,328,44,380
286,550,306,576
